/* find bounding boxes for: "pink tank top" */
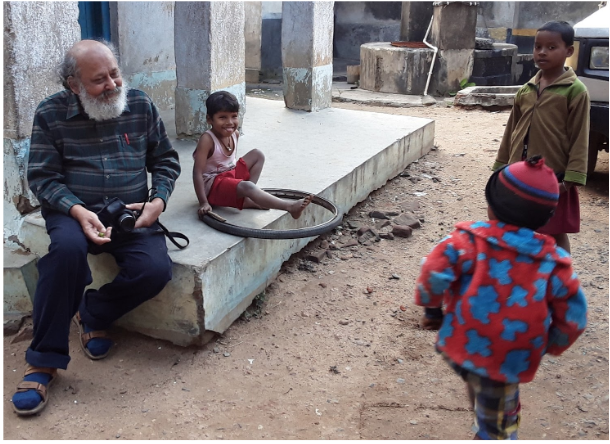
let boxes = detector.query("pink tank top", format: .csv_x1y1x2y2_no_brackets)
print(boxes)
193,130,238,196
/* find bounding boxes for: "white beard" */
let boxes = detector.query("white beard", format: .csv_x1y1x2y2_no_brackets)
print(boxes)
77,80,129,121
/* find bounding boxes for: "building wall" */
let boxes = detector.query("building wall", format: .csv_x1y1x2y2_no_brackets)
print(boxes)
477,2,601,52
333,2,402,60
332,1,602,62
112,2,176,110
3,2,80,243
261,2,283,79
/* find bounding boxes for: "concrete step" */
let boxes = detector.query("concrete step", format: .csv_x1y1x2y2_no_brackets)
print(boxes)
15,97,434,346
3,245,37,316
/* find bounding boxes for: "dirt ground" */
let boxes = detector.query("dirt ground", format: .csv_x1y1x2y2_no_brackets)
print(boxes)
4,102,609,440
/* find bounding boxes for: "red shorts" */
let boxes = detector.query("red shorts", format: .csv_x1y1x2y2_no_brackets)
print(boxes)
537,186,580,235
207,158,250,210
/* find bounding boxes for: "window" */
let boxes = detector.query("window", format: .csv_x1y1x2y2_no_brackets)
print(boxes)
78,2,111,40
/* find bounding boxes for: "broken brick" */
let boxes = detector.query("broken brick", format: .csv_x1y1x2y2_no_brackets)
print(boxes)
392,225,413,238
305,249,328,263
393,212,421,229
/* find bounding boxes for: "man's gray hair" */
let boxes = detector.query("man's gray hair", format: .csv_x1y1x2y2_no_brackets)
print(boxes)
57,40,119,90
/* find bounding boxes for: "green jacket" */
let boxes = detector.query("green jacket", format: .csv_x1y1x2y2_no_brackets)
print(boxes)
493,67,590,185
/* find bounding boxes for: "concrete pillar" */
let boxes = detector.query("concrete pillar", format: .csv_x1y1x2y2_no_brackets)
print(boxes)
111,2,176,111
245,2,262,83
3,2,80,243
400,1,434,42
174,2,246,138
428,1,478,95
281,1,334,112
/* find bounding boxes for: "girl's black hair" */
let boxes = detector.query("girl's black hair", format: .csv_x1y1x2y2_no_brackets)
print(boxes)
537,21,574,46
206,91,239,117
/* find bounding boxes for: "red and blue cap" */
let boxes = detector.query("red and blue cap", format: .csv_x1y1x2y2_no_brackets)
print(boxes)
485,156,559,230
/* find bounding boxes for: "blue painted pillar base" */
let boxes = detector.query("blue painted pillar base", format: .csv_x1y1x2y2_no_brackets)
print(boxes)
282,64,333,112
174,83,246,139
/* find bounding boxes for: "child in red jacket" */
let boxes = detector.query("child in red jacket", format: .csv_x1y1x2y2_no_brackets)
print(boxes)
414,156,587,440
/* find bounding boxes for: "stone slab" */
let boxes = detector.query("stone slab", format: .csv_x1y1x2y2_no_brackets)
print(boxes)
454,85,520,109
333,82,437,108
16,97,434,346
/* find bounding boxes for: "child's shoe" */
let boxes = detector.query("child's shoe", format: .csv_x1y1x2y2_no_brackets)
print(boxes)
420,307,444,330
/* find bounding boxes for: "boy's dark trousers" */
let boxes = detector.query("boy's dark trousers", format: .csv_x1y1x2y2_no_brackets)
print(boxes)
25,209,172,370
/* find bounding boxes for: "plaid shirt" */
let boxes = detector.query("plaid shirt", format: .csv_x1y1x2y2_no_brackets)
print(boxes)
27,89,180,215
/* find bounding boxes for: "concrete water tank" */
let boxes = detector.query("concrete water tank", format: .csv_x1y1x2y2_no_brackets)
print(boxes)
360,42,434,95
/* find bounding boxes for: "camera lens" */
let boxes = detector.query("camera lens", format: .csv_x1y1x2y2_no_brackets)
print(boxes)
118,213,136,232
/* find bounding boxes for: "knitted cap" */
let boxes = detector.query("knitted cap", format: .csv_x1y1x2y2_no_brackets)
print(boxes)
485,156,559,230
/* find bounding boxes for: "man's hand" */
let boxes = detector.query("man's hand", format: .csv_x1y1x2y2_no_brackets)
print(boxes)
69,204,112,245
198,202,212,221
126,197,164,229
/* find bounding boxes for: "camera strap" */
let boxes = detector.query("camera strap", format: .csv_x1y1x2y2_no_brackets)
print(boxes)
157,221,190,250
147,188,189,249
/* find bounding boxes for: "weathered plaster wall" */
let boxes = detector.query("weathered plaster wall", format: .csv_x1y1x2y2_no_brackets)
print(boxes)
113,2,176,110
3,2,80,139
477,2,517,29
333,2,402,60
477,2,600,51
400,1,434,42
262,1,282,17
514,2,601,29
3,2,80,243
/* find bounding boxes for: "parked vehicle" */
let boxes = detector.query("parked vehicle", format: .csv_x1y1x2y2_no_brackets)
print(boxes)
567,5,609,174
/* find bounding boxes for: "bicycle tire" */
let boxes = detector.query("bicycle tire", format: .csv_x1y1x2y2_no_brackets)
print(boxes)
200,188,343,239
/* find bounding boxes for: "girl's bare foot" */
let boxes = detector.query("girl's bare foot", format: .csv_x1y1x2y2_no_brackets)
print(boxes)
288,194,313,219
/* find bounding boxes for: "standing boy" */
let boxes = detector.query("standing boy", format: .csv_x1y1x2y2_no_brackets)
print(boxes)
414,156,587,439
493,21,590,254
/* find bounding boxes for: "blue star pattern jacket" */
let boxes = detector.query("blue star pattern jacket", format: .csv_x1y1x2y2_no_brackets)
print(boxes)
414,220,587,383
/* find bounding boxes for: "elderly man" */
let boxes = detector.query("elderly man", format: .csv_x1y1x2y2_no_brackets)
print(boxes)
12,40,181,416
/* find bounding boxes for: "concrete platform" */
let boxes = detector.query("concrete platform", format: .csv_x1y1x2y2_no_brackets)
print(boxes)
3,246,37,315
17,97,434,346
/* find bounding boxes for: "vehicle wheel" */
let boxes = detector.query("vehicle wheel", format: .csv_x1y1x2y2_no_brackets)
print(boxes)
200,188,343,239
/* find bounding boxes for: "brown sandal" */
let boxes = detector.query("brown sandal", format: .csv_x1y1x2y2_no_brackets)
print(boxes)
12,365,57,416
73,313,111,360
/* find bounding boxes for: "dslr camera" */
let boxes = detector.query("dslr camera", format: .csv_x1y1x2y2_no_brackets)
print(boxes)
96,197,139,233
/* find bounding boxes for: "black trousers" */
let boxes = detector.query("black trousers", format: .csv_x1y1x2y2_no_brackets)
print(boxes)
25,209,172,369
